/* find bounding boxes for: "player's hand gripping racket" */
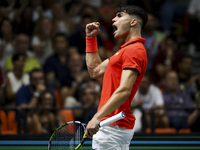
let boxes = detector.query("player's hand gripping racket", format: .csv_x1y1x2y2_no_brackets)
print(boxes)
48,111,125,150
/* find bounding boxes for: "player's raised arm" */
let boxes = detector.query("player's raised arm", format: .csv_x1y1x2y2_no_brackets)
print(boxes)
85,22,108,79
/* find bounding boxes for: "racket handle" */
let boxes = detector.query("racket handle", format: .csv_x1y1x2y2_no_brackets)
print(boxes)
99,112,125,127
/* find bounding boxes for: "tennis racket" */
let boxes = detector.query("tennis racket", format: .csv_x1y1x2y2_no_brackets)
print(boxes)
48,111,125,150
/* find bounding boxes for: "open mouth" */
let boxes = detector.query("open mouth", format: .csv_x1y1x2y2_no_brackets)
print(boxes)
113,25,117,30
113,25,118,34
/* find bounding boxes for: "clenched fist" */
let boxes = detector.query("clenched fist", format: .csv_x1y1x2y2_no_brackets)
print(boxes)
85,22,100,37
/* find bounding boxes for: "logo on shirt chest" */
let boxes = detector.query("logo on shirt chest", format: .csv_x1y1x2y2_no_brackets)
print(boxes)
110,51,122,68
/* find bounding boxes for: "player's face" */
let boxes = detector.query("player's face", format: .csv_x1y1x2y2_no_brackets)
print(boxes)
112,12,132,39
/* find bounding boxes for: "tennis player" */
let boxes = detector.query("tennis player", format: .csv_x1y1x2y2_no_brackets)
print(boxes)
85,5,148,150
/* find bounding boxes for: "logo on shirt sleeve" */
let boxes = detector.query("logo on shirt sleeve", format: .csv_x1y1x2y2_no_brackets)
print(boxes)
114,51,120,56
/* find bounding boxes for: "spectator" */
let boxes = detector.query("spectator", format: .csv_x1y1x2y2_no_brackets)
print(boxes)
66,52,89,93
32,17,54,65
11,0,29,25
30,0,52,23
4,33,41,72
142,13,166,70
69,14,105,60
64,79,101,109
73,83,99,124
12,0,52,35
62,52,90,108
43,33,71,90
132,71,169,129
178,56,200,99
29,90,65,134
0,0,21,21
83,0,102,8
0,18,15,67
79,4,99,24
0,65,5,105
178,56,194,85
152,34,184,88
16,6,34,36
129,0,163,17
187,91,200,132
15,68,59,134
52,2,74,36
86,79,101,101
16,68,55,109
159,0,189,35
64,0,84,25
0,0,33,35
5,53,29,106
163,70,194,130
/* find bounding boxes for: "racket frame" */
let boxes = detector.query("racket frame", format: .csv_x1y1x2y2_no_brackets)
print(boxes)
48,112,125,150
48,121,86,150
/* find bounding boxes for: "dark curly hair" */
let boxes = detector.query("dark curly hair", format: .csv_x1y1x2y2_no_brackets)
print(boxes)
116,5,148,29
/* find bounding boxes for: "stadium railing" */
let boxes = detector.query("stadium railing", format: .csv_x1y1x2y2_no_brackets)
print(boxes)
0,106,199,135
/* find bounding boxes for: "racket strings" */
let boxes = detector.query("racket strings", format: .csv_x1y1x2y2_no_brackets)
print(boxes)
50,123,85,150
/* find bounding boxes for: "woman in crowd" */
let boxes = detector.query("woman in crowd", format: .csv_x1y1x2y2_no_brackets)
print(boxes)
5,53,29,106
29,90,65,134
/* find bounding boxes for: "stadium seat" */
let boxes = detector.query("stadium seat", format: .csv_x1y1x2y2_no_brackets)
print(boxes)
146,128,177,133
1,130,17,135
0,110,17,135
179,128,191,133
54,89,63,107
7,110,17,134
0,110,8,132
60,109,75,134
155,128,177,133
60,109,74,122
145,128,151,133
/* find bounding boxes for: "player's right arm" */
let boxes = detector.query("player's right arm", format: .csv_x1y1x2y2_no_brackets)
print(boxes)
85,22,108,79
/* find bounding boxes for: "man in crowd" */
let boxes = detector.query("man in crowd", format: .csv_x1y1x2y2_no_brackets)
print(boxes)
163,70,194,130
16,68,55,108
4,33,41,73
132,71,169,129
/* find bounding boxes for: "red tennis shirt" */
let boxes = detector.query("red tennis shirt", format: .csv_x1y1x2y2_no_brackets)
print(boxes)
98,37,147,129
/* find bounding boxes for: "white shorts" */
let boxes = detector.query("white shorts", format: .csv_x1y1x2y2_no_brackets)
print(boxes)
92,125,135,150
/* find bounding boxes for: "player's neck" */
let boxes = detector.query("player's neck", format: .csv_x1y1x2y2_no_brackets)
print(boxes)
125,28,141,43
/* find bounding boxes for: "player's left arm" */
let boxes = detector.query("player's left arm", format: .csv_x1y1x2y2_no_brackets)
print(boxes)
85,68,138,138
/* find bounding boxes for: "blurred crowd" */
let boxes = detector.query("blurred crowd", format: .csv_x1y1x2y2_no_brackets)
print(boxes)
0,0,200,134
